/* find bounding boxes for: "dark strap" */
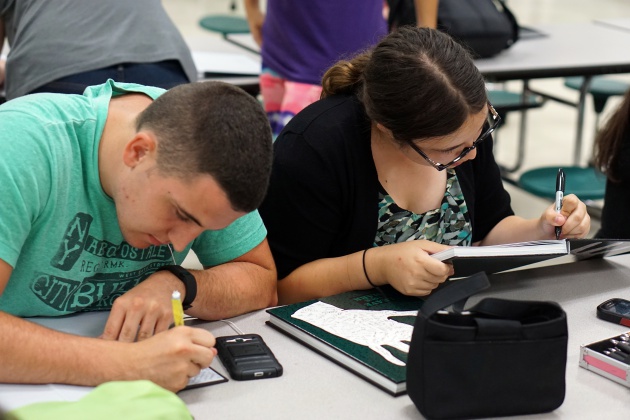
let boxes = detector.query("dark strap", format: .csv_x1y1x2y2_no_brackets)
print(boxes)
472,298,534,318
155,265,197,309
498,0,520,44
475,317,522,340
420,272,490,317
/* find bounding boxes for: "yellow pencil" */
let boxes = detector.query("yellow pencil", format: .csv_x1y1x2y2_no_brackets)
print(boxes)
171,290,185,327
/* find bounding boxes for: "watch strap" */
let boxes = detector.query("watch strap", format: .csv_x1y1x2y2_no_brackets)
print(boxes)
156,265,197,309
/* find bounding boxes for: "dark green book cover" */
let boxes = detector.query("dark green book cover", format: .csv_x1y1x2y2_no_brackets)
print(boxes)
266,286,424,396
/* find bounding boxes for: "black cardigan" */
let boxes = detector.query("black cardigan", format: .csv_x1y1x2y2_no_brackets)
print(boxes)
596,128,630,239
260,95,514,279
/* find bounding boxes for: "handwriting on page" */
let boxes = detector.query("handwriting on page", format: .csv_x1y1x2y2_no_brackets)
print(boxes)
292,302,417,366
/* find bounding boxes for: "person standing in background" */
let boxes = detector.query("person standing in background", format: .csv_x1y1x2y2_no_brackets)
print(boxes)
243,1,380,138
386,0,439,30
0,0,197,100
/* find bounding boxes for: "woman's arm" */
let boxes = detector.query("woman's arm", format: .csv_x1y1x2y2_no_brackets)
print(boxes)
243,0,264,47
415,0,439,28
277,240,453,305
479,194,591,246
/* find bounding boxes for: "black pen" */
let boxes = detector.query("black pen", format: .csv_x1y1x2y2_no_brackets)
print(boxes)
555,168,565,240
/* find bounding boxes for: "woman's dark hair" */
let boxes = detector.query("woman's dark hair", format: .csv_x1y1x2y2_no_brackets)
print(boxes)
594,89,630,183
321,27,487,144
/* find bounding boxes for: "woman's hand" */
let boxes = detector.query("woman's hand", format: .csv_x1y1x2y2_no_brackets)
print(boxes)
366,240,454,296
539,193,591,239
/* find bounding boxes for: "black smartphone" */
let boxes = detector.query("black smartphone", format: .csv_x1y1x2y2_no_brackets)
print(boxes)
215,334,283,381
597,298,630,327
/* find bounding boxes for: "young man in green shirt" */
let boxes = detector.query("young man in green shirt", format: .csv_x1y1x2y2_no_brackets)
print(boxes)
0,80,276,392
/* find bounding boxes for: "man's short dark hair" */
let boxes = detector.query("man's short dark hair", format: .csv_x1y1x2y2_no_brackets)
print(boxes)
136,82,272,212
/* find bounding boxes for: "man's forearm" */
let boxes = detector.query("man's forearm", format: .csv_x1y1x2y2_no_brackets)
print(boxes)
185,239,277,320
187,261,277,320
0,311,127,385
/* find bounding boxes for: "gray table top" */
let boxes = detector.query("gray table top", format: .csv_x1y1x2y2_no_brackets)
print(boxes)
594,18,630,33
474,22,630,81
215,22,630,83
3,255,630,419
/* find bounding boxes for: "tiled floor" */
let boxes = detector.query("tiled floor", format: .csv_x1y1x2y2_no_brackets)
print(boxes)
165,0,630,235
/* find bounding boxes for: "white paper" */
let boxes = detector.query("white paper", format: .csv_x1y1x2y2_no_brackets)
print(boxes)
192,51,260,76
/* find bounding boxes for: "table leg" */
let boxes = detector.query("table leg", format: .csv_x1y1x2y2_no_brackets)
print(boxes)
498,79,532,174
574,75,593,165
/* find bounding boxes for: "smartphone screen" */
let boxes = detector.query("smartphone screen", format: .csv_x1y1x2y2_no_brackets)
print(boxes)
607,299,630,316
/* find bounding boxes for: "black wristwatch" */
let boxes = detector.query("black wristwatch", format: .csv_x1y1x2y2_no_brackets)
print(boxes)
156,265,197,309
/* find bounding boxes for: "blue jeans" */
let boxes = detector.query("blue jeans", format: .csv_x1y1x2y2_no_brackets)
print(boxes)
29,60,189,95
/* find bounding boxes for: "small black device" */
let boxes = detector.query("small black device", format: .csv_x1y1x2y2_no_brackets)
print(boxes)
597,298,630,327
215,334,283,380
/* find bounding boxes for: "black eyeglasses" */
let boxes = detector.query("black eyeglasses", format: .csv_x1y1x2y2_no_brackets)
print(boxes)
408,103,501,171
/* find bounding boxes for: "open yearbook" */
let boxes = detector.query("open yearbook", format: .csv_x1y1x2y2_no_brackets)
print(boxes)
431,238,630,277
267,287,423,396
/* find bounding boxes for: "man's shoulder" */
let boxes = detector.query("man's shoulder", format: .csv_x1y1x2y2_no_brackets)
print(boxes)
192,211,266,265
84,79,166,101
0,89,95,130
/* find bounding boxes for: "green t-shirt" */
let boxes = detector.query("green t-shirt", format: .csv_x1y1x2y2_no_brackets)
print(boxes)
0,80,266,317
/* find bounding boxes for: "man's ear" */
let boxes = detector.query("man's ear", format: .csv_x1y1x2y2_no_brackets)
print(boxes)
122,131,158,168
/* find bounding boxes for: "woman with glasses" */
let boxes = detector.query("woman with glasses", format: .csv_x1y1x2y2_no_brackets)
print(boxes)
259,27,591,305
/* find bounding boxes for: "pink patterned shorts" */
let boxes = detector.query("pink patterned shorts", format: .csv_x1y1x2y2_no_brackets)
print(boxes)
260,69,323,137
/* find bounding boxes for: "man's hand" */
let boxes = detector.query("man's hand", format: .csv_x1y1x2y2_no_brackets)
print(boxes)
0,308,215,392
123,326,217,392
101,270,183,342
